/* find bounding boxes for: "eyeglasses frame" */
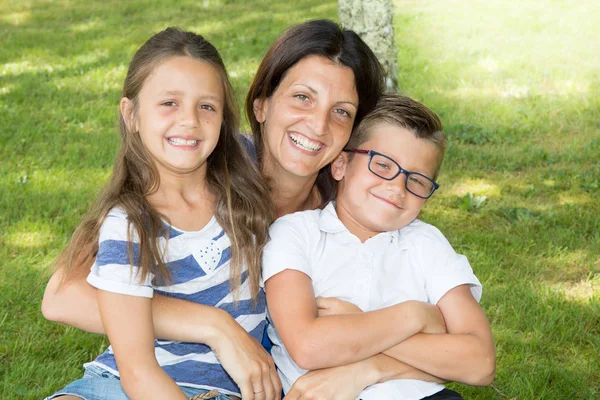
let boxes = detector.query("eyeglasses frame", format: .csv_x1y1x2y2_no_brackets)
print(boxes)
343,149,440,199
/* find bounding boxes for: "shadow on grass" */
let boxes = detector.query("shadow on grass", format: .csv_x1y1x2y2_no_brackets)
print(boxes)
2,0,599,399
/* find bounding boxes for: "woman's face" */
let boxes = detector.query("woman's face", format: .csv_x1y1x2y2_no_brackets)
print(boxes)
254,55,359,180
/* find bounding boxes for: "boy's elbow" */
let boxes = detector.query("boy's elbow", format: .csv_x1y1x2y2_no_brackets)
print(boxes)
469,356,496,386
287,339,324,370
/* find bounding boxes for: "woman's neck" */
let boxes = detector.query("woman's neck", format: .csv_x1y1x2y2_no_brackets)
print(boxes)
266,171,321,218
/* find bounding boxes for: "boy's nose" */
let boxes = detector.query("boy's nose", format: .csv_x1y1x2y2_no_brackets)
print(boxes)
386,173,408,196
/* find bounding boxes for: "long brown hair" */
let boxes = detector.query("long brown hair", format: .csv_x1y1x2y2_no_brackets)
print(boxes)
56,27,273,300
245,19,385,206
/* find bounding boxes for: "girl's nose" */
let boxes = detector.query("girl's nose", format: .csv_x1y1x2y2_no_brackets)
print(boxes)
178,106,199,128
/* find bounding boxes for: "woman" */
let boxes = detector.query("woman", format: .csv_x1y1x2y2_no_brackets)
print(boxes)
43,20,435,399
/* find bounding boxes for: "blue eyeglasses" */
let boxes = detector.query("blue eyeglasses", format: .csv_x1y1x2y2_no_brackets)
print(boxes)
344,149,440,199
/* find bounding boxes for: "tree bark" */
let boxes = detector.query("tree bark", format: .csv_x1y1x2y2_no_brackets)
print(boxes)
338,0,399,92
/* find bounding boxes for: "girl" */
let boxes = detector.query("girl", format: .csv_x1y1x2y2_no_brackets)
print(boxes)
45,27,280,400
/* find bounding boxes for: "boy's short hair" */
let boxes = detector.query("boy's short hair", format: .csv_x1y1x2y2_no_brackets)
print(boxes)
345,94,447,179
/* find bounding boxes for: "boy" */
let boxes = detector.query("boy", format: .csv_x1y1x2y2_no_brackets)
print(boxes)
263,94,495,400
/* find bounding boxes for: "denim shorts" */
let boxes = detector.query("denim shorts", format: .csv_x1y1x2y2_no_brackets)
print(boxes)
45,364,236,400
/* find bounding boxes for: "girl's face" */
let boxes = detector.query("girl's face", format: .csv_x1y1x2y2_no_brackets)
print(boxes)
124,56,224,178
254,55,358,180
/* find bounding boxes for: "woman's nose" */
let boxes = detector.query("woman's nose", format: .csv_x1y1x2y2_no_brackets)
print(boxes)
307,106,330,136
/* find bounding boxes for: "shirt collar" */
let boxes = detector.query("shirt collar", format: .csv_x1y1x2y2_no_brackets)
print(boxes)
319,201,402,246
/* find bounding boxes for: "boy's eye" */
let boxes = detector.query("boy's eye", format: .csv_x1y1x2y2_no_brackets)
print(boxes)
375,161,391,170
408,175,426,187
161,101,177,107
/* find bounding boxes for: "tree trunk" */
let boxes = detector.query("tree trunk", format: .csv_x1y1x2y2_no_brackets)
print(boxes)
338,0,399,92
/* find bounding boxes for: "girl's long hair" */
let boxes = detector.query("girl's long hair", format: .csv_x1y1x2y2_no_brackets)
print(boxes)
55,27,273,301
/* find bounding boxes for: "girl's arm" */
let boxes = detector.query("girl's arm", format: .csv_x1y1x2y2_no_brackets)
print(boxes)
43,268,281,398
97,290,187,400
383,285,496,386
265,269,444,370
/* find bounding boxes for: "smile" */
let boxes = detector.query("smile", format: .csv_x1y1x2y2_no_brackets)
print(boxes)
371,193,403,209
168,138,199,147
288,132,324,152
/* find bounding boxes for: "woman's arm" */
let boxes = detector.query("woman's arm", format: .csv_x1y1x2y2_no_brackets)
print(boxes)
98,290,187,400
265,269,444,370
42,268,281,398
383,285,496,386
42,266,225,341
42,265,105,334
285,353,445,400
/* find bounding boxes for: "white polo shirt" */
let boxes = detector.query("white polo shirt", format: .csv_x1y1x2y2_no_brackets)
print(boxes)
263,202,482,400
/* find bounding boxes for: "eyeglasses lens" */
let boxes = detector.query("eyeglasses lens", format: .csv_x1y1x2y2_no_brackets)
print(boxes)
369,154,434,198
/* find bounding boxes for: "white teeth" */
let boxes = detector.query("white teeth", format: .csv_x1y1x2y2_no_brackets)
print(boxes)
289,133,323,152
168,138,198,146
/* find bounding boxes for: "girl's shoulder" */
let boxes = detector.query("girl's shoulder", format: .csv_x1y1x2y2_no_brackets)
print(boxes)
98,206,137,243
106,206,128,220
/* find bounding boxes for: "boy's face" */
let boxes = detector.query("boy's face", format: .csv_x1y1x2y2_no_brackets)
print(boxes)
332,123,441,242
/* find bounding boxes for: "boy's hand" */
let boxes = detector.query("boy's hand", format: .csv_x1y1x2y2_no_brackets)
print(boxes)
316,297,362,316
420,302,447,334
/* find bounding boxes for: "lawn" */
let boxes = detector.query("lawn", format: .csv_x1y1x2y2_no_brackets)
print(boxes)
1,0,598,399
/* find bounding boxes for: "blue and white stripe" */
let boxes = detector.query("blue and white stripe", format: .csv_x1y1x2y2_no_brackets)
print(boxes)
86,207,266,396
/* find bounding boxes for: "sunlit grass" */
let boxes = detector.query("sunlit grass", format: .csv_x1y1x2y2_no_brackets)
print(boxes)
1,0,598,398
395,0,599,397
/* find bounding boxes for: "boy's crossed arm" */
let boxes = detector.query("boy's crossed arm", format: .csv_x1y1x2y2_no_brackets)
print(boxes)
316,284,496,386
265,269,445,371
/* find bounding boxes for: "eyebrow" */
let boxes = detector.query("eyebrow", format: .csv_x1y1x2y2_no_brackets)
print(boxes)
162,90,222,101
293,84,358,108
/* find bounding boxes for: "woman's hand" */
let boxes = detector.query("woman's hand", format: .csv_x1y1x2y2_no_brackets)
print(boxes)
210,318,281,400
284,361,373,400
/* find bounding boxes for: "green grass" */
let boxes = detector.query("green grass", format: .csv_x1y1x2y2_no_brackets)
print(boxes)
1,0,598,398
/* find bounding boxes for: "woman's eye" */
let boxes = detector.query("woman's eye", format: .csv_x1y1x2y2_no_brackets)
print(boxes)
376,162,391,170
334,108,351,118
294,94,309,102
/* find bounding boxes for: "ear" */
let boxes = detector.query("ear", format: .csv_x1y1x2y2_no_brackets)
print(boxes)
120,97,137,132
253,98,268,123
330,152,349,182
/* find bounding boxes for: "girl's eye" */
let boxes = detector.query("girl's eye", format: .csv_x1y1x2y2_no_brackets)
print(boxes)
200,104,215,111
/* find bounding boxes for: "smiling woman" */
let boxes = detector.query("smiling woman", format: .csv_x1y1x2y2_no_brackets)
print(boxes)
254,55,358,183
